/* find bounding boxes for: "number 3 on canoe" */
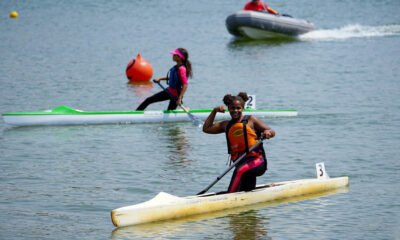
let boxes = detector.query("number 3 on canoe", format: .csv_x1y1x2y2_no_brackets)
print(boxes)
316,162,330,179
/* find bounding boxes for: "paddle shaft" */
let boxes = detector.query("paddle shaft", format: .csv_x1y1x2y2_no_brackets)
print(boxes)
154,80,203,127
197,139,264,195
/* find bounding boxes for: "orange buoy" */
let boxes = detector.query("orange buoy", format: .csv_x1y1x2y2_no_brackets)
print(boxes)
126,54,153,82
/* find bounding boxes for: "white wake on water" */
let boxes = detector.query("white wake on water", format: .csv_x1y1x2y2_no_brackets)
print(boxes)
299,24,400,41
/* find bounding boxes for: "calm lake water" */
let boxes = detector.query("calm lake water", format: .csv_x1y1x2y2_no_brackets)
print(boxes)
1,0,400,239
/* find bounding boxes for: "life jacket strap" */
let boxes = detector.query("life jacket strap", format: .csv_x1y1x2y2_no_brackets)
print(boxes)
242,116,249,154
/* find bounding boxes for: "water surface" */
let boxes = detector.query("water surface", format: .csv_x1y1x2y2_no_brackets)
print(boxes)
1,0,399,239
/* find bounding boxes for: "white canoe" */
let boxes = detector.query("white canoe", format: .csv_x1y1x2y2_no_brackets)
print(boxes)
226,10,315,39
111,169,348,227
1,105,298,127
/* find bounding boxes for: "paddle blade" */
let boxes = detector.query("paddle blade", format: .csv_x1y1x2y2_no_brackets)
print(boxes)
193,118,203,128
179,104,204,128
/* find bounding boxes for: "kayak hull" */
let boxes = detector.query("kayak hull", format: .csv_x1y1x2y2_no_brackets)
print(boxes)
111,176,349,228
2,105,298,126
226,10,315,39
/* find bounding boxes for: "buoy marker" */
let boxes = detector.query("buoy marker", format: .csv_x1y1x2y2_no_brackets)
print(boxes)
126,54,153,82
10,11,19,19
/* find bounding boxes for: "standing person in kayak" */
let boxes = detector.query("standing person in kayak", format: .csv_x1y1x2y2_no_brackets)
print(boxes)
243,0,279,15
136,48,193,111
202,92,275,193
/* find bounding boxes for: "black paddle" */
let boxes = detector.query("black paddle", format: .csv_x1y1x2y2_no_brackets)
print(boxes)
153,80,203,128
197,138,265,195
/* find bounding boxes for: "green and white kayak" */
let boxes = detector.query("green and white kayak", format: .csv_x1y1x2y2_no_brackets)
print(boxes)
2,105,298,127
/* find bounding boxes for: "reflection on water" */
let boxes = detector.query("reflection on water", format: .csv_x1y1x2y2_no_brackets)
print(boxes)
227,36,298,48
228,210,270,240
111,187,348,239
126,81,154,103
163,126,192,167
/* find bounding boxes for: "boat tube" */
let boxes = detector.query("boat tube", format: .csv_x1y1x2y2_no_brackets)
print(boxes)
226,10,315,39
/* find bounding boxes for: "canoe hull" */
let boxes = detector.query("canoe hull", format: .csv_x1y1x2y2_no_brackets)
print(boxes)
111,176,349,227
226,10,315,39
2,106,297,126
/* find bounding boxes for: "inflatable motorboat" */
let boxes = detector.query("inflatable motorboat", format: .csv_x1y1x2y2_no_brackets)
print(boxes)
226,10,315,39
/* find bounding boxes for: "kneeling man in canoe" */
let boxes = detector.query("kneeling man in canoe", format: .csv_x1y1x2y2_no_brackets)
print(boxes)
203,92,275,193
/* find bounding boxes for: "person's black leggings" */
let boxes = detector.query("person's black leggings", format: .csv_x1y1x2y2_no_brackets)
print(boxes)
136,90,177,111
